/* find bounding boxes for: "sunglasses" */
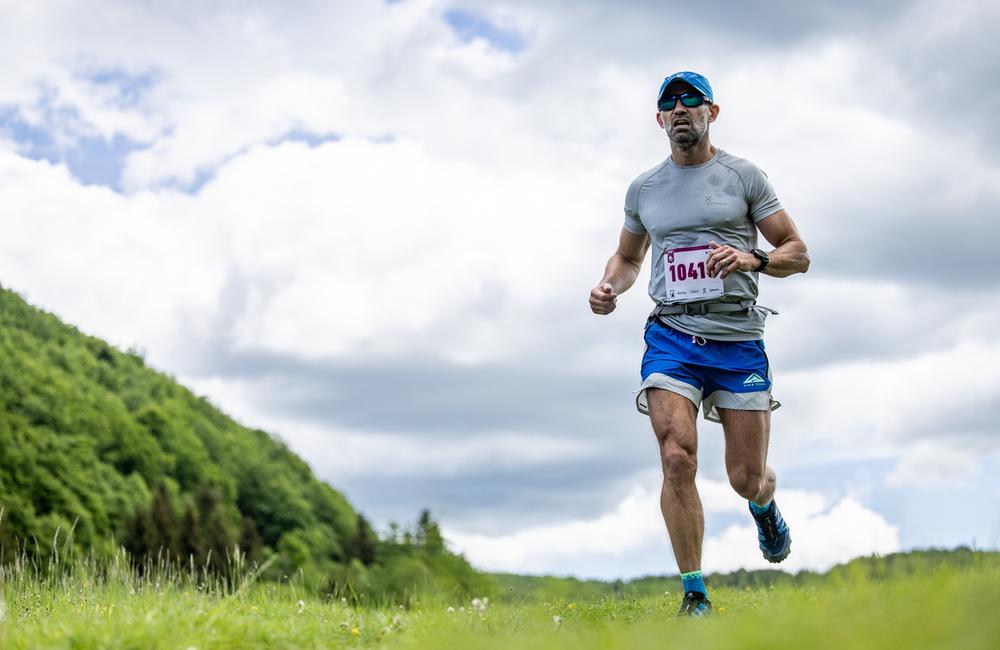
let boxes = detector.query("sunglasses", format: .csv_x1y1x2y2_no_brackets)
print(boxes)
657,92,710,112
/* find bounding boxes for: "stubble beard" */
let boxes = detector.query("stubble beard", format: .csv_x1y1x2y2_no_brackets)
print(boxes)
667,114,709,150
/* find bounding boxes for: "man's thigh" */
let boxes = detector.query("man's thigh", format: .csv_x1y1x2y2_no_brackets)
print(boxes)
647,388,699,448
719,407,770,471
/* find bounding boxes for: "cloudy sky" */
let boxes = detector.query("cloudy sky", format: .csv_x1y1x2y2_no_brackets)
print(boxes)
2,0,998,579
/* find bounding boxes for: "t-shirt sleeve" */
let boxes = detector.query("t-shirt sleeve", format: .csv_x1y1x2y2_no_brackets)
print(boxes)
623,177,647,235
744,165,783,223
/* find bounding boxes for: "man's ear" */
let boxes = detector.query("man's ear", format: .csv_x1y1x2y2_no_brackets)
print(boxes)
656,111,666,128
708,103,721,123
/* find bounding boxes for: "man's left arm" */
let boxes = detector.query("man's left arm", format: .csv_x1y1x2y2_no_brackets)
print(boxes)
707,210,810,278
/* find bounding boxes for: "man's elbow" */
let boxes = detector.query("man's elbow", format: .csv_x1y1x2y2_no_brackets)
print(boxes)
799,251,810,273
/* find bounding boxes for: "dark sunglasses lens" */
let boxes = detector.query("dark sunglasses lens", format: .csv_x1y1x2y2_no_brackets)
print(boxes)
680,93,704,107
658,97,677,111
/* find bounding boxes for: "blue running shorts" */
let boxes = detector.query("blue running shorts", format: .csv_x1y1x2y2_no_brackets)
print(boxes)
637,318,781,422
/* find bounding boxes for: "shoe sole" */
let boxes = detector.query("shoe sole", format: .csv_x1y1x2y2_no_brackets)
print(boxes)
761,536,791,563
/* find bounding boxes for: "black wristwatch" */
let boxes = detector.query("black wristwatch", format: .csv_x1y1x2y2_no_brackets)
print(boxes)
750,248,769,272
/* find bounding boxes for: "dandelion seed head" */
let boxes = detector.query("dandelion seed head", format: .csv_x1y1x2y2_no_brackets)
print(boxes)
447,606,455,613
552,615,562,627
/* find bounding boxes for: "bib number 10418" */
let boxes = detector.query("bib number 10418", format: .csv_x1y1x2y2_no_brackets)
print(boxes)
663,245,724,302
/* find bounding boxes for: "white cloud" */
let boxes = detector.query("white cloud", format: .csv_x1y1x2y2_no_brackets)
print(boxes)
181,376,598,480
444,484,663,573
703,495,900,574
0,0,996,578
772,337,1000,458
885,441,981,488
445,480,899,577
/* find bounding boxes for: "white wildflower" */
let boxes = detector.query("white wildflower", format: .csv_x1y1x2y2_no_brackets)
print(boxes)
297,600,305,614
446,606,455,613
553,615,562,628
459,606,465,613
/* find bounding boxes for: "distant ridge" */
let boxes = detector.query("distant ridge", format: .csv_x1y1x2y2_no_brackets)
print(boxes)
488,547,1000,601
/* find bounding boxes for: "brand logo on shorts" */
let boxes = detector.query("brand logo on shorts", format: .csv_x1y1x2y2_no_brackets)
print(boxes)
743,373,767,387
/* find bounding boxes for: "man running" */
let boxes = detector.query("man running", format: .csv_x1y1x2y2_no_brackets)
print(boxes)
589,71,810,617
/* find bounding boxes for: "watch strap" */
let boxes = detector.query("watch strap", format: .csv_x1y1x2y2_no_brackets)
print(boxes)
751,248,769,271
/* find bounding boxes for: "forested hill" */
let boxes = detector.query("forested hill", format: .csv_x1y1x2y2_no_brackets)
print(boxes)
0,286,359,576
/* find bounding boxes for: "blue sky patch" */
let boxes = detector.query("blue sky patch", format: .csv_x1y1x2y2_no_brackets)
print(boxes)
156,129,343,196
443,8,526,53
0,105,147,191
83,67,159,109
268,128,341,148
0,69,159,191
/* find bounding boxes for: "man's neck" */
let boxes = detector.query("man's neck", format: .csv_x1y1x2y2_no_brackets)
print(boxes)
670,140,717,166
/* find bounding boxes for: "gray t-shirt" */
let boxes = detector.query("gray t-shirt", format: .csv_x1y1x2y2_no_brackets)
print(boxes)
623,149,783,341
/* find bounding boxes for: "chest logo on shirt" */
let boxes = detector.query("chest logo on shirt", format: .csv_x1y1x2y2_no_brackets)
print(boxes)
704,193,728,207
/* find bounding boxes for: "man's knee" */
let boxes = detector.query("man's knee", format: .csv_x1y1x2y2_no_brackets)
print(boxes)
727,465,764,500
661,444,698,483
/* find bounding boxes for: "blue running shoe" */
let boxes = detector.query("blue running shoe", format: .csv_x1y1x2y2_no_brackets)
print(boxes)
675,591,713,618
750,500,791,563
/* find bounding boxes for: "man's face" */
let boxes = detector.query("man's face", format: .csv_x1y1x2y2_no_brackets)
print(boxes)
656,82,717,148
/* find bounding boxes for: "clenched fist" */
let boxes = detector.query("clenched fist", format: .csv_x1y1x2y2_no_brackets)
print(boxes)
590,282,618,315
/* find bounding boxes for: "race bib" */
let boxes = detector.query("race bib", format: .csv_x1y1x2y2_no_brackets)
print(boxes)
663,245,724,302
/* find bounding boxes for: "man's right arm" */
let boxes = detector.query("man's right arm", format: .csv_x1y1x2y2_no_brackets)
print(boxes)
589,228,651,315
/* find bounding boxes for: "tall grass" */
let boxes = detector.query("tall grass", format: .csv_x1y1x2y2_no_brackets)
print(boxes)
1,522,998,649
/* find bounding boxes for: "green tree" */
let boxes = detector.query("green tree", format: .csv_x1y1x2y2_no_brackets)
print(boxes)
416,509,444,554
147,483,179,559
347,514,378,566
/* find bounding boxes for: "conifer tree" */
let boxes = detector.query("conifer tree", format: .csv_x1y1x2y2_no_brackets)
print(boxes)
239,515,263,565
353,514,377,566
416,509,444,554
148,483,179,560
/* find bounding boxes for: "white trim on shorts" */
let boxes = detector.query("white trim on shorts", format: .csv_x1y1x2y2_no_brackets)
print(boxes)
636,366,781,423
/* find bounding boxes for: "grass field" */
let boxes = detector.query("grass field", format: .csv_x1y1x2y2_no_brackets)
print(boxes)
2,553,998,649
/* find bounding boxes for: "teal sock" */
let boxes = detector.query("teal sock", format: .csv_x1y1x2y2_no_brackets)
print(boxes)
681,570,707,596
750,500,772,515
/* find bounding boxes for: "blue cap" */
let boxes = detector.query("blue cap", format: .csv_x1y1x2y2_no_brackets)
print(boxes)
657,71,714,105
